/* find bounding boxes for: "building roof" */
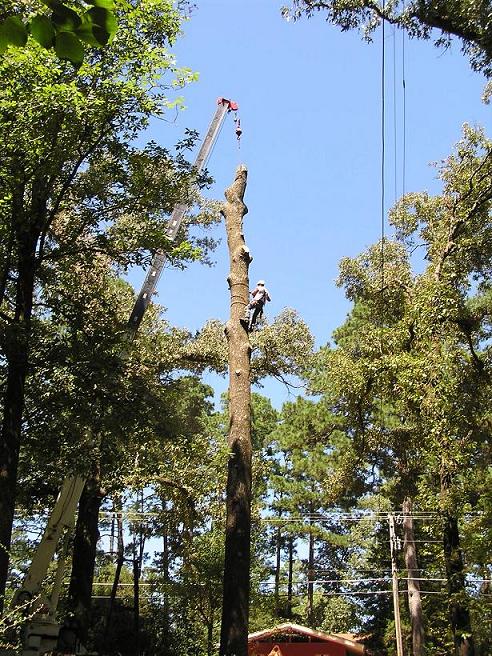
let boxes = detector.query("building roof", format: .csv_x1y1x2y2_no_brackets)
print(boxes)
248,623,365,654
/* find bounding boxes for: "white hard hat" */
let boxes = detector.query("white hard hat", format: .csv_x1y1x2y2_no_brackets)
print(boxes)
257,280,265,286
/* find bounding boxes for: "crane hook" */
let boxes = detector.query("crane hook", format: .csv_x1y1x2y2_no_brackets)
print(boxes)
233,114,242,148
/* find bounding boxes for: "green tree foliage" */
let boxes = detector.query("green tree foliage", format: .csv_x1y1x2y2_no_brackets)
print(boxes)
283,0,492,77
185,308,315,384
91,393,278,656
262,398,362,628
0,0,211,609
1,0,119,67
307,125,492,653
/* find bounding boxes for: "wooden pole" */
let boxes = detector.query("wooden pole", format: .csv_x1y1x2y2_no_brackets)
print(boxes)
219,165,252,656
389,513,404,656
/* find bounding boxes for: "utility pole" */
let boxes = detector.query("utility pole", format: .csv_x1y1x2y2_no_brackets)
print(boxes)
389,513,404,656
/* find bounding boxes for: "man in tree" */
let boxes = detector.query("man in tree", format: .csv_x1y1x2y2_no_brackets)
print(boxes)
244,280,271,331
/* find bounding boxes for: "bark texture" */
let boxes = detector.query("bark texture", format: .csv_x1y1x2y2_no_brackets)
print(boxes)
403,497,425,656
443,511,475,656
104,510,124,648
441,467,475,656
0,205,38,610
307,509,315,626
274,525,281,617
219,165,252,656
66,477,104,645
0,168,53,608
287,537,294,620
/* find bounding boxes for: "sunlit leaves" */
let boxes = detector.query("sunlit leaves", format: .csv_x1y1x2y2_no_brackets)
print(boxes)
0,0,118,67
29,15,55,48
54,30,84,64
284,0,492,77
183,308,314,385
0,0,200,479
86,5,117,44
315,124,492,515
0,16,28,52
86,0,115,9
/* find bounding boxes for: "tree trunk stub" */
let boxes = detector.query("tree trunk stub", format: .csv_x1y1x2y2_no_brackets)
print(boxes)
219,165,252,656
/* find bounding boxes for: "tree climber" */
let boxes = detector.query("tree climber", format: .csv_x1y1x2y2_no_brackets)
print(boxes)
244,280,271,331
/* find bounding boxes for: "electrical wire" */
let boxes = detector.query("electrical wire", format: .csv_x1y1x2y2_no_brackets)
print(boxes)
393,26,398,203
402,0,407,196
379,0,386,355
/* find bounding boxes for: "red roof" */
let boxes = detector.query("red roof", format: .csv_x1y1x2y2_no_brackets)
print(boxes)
248,622,365,655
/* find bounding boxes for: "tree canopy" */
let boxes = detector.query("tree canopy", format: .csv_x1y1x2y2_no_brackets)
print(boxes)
283,0,492,76
1,0,492,654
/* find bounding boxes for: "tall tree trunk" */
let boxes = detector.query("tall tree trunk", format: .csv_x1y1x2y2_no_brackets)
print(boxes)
478,569,491,656
307,510,315,626
133,553,140,656
207,618,214,656
66,476,104,646
219,165,252,656
287,536,294,620
441,466,474,656
274,525,281,617
104,509,124,648
161,499,171,652
443,512,474,656
132,506,145,656
162,531,169,580
0,225,37,611
402,497,425,656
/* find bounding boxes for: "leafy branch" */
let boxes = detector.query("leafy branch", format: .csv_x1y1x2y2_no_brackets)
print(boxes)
0,0,117,67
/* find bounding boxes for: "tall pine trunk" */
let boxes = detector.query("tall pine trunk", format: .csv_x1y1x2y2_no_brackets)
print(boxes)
219,165,252,656
132,554,140,656
443,511,474,656
441,465,474,656
104,509,124,649
402,497,424,656
66,476,104,645
307,510,315,626
287,537,294,620
160,499,171,652
274,525,281,617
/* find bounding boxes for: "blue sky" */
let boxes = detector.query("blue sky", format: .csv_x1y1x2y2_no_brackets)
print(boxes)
133,0,491,407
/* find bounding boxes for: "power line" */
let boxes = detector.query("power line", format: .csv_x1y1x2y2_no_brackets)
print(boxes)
263,512,484,522
402,0,407,197
312,578,491,584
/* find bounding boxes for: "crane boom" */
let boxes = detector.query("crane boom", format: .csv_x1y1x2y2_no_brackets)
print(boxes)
12,97,239,656
127,97,238,335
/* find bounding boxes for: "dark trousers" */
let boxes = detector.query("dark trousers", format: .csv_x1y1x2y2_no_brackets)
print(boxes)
249,302,264,329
